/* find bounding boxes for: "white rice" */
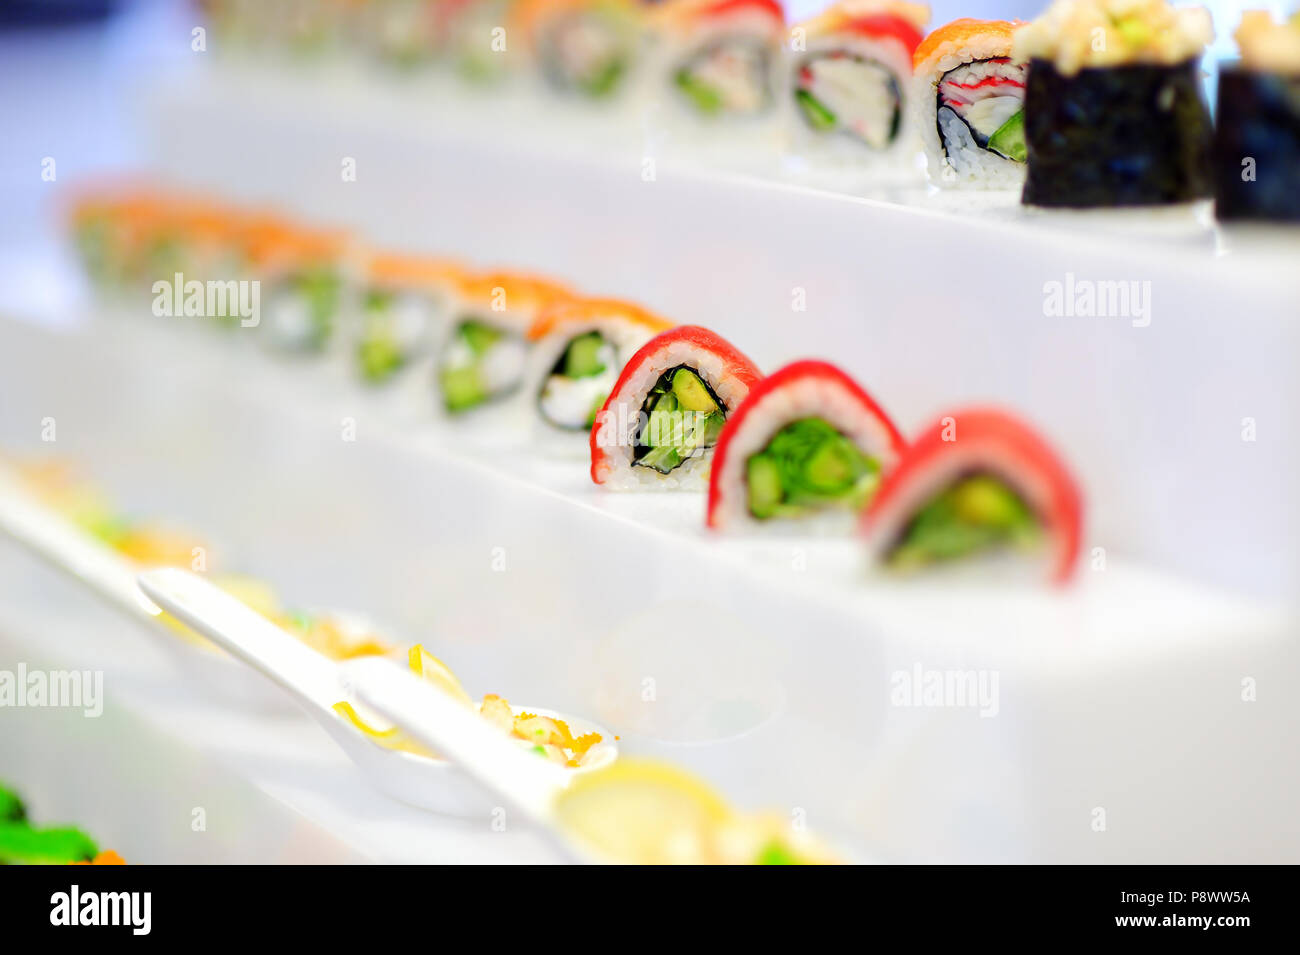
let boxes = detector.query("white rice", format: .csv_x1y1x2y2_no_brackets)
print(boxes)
592,338,753,491
914,36,1028,190
710,374,903,531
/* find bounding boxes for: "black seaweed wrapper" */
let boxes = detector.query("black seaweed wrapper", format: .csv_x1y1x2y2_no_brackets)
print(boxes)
1214,65,1300,222
1022,58,1213,207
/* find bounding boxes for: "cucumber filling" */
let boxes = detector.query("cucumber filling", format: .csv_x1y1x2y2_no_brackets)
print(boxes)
266,267,342,352
538,331,618,431
886,472,1041,569
632,366,727,474
745,417,880,520
438,317,526,413
675,37,773,116
356,289,434,384
793,53,902,149
540,12,631,98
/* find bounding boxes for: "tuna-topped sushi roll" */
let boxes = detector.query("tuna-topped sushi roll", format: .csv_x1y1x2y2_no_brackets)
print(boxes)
862,408,1082,583
436,271,573,415
247,221,355,354
526,298,674,452
1214,12,1300,223
789,1,929,161
707,361,905,531
514,0,645,100
591,326,762,490
915,18,1027,188
651,0,787,122
354,252,463,386
1014,0,1214,208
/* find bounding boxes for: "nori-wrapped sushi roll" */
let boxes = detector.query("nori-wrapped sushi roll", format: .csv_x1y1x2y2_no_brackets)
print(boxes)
1214,12,1300,223
1013,0,1214,208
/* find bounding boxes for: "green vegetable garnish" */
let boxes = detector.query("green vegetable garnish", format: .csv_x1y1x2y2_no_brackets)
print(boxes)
0,784,26,823
0,822,98,865
796,89,837,131
888,474,1040,569
675,70,724,114
756,840,805,865
744,418,879,520
633,368,727,474
581,56,626,98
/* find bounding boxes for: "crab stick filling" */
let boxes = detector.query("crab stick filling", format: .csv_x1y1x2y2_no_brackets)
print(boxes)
885,471,1042,569
438,316,528,413
936,57,1027,162
746,417,881,519
633,366,728,474
538,331,620,430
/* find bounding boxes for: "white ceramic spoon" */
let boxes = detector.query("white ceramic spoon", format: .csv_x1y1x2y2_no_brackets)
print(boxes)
137,567,617,819
0,466,293,713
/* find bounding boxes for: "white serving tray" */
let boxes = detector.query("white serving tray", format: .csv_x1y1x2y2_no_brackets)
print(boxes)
132,60,1300,601
1,314,1295,863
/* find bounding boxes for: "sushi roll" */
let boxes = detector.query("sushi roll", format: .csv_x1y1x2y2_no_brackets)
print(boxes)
353,252,463,385
513,0,646,100
244,220,355,353
436,271,573,415
788,1,929,163
526,297,674,451
354,0,447,70
1013,0,1214,208
444,0,523,83
914,18,1027,188
706,360,905,530
1214,12,1300,223
590,325,762,490
651,0,787,123
862,408,1082,583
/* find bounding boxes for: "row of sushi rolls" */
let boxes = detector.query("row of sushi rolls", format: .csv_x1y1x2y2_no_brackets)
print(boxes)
194,0,1300,218
17,0,1291,866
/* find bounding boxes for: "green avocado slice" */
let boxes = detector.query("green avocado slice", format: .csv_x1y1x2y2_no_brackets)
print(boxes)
987,109,1026,163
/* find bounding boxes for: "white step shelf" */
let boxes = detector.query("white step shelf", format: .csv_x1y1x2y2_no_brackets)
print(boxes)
135,59,1300,602
0,315,1294,863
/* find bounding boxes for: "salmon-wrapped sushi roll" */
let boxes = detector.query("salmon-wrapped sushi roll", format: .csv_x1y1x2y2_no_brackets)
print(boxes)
513,0,646,100
590,325,762,490
707,361,905,530
648,0,787,124
353,252,463,385
862,408,1082,583
436,271,573,415
245,221,356,354
526,298,673,452
914,18,1027,188
789,1,929,162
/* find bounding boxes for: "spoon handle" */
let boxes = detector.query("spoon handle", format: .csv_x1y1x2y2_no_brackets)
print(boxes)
138,567,341,713
0,467,156,619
